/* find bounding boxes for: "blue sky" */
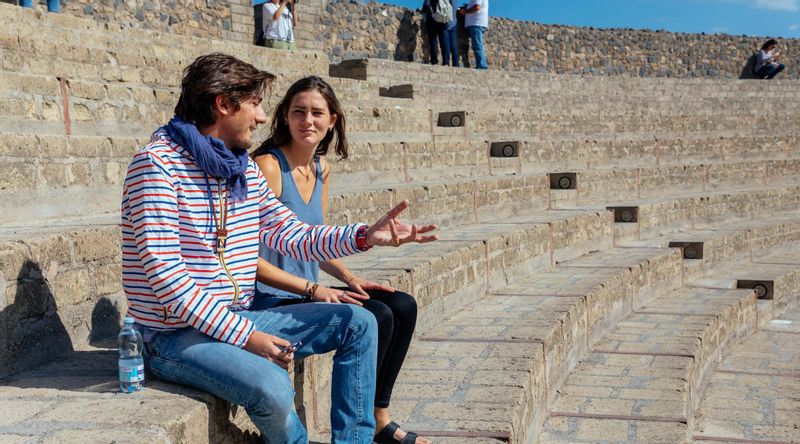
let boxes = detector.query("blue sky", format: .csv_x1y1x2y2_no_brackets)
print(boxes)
378,0,800,38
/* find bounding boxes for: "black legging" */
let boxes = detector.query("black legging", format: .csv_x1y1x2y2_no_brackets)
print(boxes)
277,289,418,408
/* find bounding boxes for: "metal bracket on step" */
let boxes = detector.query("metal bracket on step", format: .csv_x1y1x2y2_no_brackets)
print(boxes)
668,241,704,260
437,111,466,127
737,280,774,300
549,172,577,190
606,206,639,223
490,141,519,158
379,84,415,99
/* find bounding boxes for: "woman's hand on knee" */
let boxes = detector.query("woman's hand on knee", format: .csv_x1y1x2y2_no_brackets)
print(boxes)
346,276,395,296
243,331,294,369
314,286,369,306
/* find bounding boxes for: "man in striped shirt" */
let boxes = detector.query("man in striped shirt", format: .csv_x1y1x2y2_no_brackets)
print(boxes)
122,53,437,444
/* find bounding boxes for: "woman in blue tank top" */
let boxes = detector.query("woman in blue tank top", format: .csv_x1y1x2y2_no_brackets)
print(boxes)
251,77,431,444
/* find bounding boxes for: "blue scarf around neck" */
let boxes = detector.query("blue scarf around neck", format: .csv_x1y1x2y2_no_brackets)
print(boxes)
163,116,249,202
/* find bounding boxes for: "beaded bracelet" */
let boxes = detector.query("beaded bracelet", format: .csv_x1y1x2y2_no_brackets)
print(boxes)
304,281,320,302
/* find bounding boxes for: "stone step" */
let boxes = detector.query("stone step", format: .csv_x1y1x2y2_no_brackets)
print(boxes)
0,348,260,444
537,238,800,443
2,125,800,227
540,286,758,443
692,302,800,444
329,58,800,97
317,246,684,442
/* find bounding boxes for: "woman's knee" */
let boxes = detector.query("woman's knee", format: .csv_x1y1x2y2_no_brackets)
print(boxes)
342,304,378,337
388,291,418,323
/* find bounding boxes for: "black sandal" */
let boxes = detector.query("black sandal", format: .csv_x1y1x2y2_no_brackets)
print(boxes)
373,421,419,444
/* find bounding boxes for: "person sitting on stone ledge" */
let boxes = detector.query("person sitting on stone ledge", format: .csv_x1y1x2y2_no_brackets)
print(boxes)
121,53,438,444
262,0,297,50
250,76,433,444
755,39,785,80
18,0,58,12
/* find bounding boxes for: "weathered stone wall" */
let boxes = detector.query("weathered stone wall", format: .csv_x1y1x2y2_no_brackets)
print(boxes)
308,0,800,79
12,0,799,78
13,0,253,43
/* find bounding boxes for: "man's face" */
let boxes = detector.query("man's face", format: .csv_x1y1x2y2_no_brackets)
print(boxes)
216,96,267,150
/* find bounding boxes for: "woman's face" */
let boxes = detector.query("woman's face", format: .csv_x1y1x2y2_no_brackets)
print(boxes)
285,89,337,150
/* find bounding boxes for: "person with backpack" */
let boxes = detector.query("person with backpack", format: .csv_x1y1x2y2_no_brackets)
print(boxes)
422,0,449,65
442,0,460,66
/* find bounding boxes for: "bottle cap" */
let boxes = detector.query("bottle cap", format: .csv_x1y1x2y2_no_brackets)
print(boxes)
124,316,135,324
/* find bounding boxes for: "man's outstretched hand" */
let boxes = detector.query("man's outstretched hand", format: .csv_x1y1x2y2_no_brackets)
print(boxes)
365,200,439,247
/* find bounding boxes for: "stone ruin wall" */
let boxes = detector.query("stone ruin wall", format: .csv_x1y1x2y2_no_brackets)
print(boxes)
3,0,255,43
8,0,800,78
315,1,800,78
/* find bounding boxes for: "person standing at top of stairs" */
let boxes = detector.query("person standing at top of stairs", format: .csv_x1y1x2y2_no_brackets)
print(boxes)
120,53,438,444
459,0,489,69
262,0,297,50
18,0,58,12
442,0,460,66
422,0,447,65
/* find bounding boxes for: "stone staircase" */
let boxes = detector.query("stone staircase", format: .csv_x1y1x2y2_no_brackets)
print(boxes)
2,3,800,443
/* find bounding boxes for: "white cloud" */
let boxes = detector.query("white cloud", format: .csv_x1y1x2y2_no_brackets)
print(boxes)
790,23,800,30
754,0,798,11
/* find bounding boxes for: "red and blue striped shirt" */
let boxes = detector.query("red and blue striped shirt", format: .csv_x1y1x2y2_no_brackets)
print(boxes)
121,130,365,347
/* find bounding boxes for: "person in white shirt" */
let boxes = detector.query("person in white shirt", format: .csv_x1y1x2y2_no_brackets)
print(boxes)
458,0,489,69
262,0,297,50
755,39,785,80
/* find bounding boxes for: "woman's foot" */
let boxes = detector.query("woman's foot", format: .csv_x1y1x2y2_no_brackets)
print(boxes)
375,408,432,444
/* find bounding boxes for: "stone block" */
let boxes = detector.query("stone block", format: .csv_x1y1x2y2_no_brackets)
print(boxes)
68,80,107,100
70,227,121,262
19,74,61,96
94,263,122,296
0,133,38,157
51,267,93,306
0,162,36,191
67,163,93,186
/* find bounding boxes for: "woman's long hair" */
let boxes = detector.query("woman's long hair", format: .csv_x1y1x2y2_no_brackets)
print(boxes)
252,76,348,159
761,39,778,51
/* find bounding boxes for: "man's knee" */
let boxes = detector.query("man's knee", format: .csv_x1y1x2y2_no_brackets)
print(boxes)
349,305,378,337
246,376,296,416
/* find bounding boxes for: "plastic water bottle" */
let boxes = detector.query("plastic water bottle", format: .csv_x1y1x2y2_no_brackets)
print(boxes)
118,316,144,393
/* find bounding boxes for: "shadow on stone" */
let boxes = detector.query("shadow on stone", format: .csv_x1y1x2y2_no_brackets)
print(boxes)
0,260,73,379
740,53,758,79
394,9,419,62
89,296,121,347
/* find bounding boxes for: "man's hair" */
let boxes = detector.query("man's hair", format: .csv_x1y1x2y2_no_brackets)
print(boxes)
761,39,778,51
174,53,276,128
252,76,349,159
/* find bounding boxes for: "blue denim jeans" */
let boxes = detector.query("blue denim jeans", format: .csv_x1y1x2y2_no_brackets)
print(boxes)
443,27,459,67
19,0,59,12
755,63,785,79
466,26,488,69
142,303,378,444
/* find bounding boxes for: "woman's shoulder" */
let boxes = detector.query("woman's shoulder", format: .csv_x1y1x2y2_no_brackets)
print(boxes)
254,150,281,175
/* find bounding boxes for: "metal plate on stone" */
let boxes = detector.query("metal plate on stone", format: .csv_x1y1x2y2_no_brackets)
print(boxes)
490,141,519,158
607,206,639,223
668,241,704,260
737,279,774,300
437,111,466,127
549,172,577,190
